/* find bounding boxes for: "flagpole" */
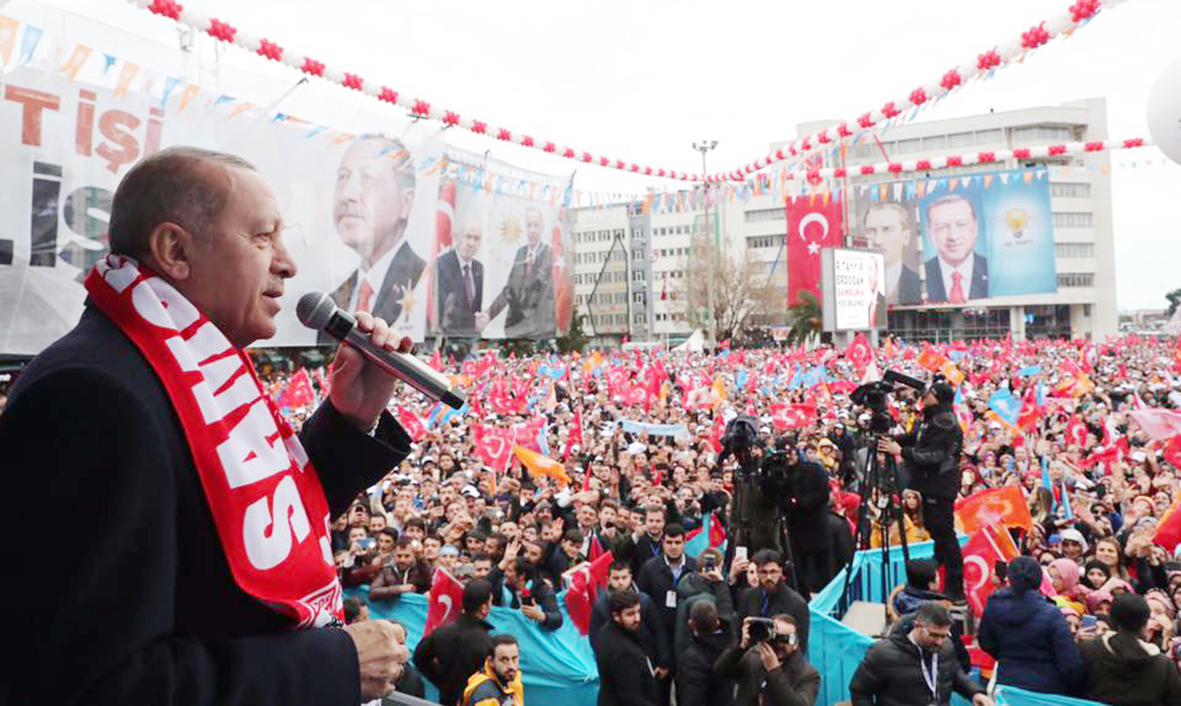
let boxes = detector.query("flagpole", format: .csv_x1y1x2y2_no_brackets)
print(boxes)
693,140,718,349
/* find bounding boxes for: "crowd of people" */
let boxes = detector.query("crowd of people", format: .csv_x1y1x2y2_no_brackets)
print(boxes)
247,334,1181,706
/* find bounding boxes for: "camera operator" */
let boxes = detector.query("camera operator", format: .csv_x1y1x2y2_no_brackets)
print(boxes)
714,615,819,706
783,452,832,594
877,382,965,601
735,550,811,653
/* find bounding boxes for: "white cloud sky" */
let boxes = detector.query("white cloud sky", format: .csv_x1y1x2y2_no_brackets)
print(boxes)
24,0,1181,310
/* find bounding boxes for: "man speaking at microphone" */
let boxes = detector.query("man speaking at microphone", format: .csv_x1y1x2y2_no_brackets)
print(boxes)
0,147,414,706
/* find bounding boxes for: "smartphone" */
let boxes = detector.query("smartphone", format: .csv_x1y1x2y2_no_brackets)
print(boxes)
358,537,377,552
1081,614,1097,629
735,546,748,562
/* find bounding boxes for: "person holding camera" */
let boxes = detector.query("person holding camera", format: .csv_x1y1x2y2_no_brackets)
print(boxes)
735,549,811,653
849,602,991,706
713,614,819,706
878,382,966,601
672,548,735,657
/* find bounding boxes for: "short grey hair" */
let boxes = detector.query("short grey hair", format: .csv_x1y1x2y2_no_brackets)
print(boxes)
108,146,256,257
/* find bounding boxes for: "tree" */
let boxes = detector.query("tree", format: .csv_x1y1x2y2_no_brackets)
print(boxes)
785,291,823,346
557,304,590,354
1167,288,1181,317
678,239,781,342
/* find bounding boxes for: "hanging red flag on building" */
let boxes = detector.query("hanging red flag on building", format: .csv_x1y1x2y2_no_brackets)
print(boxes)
785,196,842,306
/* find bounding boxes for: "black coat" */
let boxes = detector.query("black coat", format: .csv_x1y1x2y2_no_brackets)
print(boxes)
898,404,963,500
676,630,735,706
595,620,660,706
590,589,670,668
714,644,820,706
786,461,832,554
1079,633,1181,706
735,584,812,654
435,249,484,336
636,554,698,661
673,572,735,659
486,566,564,632
412,612,496,706
978,588,1085,695
849,630,984,706
0,306,411,706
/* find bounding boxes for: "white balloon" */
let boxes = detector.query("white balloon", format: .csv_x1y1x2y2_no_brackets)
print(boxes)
1147,53,1181,165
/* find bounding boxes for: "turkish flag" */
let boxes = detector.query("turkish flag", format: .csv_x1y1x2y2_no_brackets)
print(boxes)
1154,497,1181,552
955,485,1033,534
846,333,872,368
960,523,1021,617
395,406,428,442
473,423,513,470
770,403,817,431
278,368,316,409
552,223,574,333
786,196,842,306
424,567,465,635
563,411,583,460
562,551,614,635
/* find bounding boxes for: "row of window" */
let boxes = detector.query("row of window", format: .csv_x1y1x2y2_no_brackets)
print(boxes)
592,314,629,326
654,225,693,236
574,229,625,244
573,271,628,285
1058,273,1095,288
1053,212,1093,228
653,247,691,259
744,208,785,223
847,126,1077,161
1055,242,1095,258
656,312,688,322
1051,182,1091,198
747,235,784,249
574,249,627,265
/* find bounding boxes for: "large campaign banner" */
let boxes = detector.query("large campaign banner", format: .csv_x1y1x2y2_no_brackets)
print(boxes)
0,29,571,354
852,168,1057,306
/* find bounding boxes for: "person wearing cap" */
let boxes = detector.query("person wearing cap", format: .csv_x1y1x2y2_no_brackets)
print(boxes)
1079,592,1181,705
1059,528,1088,563
978,556,1085,696
879,382,966,601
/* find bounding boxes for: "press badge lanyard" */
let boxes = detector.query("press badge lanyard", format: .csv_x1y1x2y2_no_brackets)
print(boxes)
919,651,939,705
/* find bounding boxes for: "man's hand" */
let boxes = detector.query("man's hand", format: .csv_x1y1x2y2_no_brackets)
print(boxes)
475,312,490,330
345,620,409,700
653,667,670,680
521,603,546,622
329,311,414,432
972,694,995,706
877,438,902,457
740,617,753,649
756,643,781,672
729,557,750,585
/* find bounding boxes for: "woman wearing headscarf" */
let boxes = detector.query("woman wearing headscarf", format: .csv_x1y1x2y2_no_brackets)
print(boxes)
1047,558,1087,602
978,556,1086,695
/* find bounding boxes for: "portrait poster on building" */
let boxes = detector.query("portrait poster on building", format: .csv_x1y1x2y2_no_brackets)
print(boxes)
916,168,1057,303
854,186,923,305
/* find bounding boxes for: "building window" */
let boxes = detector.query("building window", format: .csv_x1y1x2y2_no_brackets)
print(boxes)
1053,212,1093,228
633,270,646,282
1051,182,1091,198
746,235,783,249
1013,126,1076,143
974,129,1003,144
947,132,974,148
1054,242,1095,258
895,138,921,154
744,207,786,223
1057,273,1095,288
922,136,947,151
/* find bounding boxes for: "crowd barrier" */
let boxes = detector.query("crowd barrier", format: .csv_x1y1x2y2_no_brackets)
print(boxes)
350,539,1104,706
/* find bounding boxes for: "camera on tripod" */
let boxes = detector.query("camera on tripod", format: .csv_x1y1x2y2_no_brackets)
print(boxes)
849,370,927,435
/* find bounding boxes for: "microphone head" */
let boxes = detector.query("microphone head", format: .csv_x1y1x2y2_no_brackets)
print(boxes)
297,292,337,331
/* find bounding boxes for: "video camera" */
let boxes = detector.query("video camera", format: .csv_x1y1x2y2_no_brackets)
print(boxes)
849,369,927,435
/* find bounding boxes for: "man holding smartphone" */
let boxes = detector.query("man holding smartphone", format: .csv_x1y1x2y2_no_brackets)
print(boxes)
713,615,819,706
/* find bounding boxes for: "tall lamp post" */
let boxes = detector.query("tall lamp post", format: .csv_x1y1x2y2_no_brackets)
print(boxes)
692,140,718,348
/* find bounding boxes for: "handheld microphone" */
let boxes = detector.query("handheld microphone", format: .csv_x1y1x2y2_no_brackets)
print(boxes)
296,292,466,409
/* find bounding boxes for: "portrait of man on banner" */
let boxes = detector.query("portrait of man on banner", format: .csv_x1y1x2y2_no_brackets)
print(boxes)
480,206,556,340
435,220,485,337
323,135,425,341
921,193,989,304
861,201,921,305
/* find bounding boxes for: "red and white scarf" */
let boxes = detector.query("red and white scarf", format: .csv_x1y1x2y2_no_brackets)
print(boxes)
86,255,343,629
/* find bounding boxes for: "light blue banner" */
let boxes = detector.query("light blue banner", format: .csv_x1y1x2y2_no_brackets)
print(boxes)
620,419,690,438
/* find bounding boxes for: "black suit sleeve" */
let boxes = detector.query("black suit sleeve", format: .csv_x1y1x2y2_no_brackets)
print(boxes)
0,369,360,706
900,416,955,469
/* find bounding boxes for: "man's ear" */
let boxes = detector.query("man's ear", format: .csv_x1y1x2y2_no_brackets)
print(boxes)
146,222,194,281
399,188,416,221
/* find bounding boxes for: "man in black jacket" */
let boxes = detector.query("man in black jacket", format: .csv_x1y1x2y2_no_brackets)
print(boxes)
879,382,965,600
785,459,832,594
590,561,670,672
715,614,819,706
595,590,660,706
676,601,735,706
1080,593,1181,705
413,579,497,706
849,602,991,706
735,550,811,653
491,556,563,632
0,147,413,706
637,522,695,704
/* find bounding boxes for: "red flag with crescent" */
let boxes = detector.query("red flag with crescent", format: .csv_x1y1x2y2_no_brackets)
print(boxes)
960,523,1021,617
552,219,574,333
785,196,842,306
426,179,457,331
424,567,465,635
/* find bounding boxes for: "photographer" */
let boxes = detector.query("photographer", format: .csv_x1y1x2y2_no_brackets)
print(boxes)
672,547,735,658
878,382,965,601
714,615,819,706
735,550,811,653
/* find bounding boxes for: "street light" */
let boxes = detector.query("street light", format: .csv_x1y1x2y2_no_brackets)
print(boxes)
692,140,718,348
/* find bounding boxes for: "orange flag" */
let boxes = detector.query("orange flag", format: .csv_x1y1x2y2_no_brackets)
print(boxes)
513,444,571,485
1154,497,1181,552
955,485,1033,534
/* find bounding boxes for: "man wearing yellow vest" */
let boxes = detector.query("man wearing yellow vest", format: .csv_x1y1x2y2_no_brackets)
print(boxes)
462,635,525,706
